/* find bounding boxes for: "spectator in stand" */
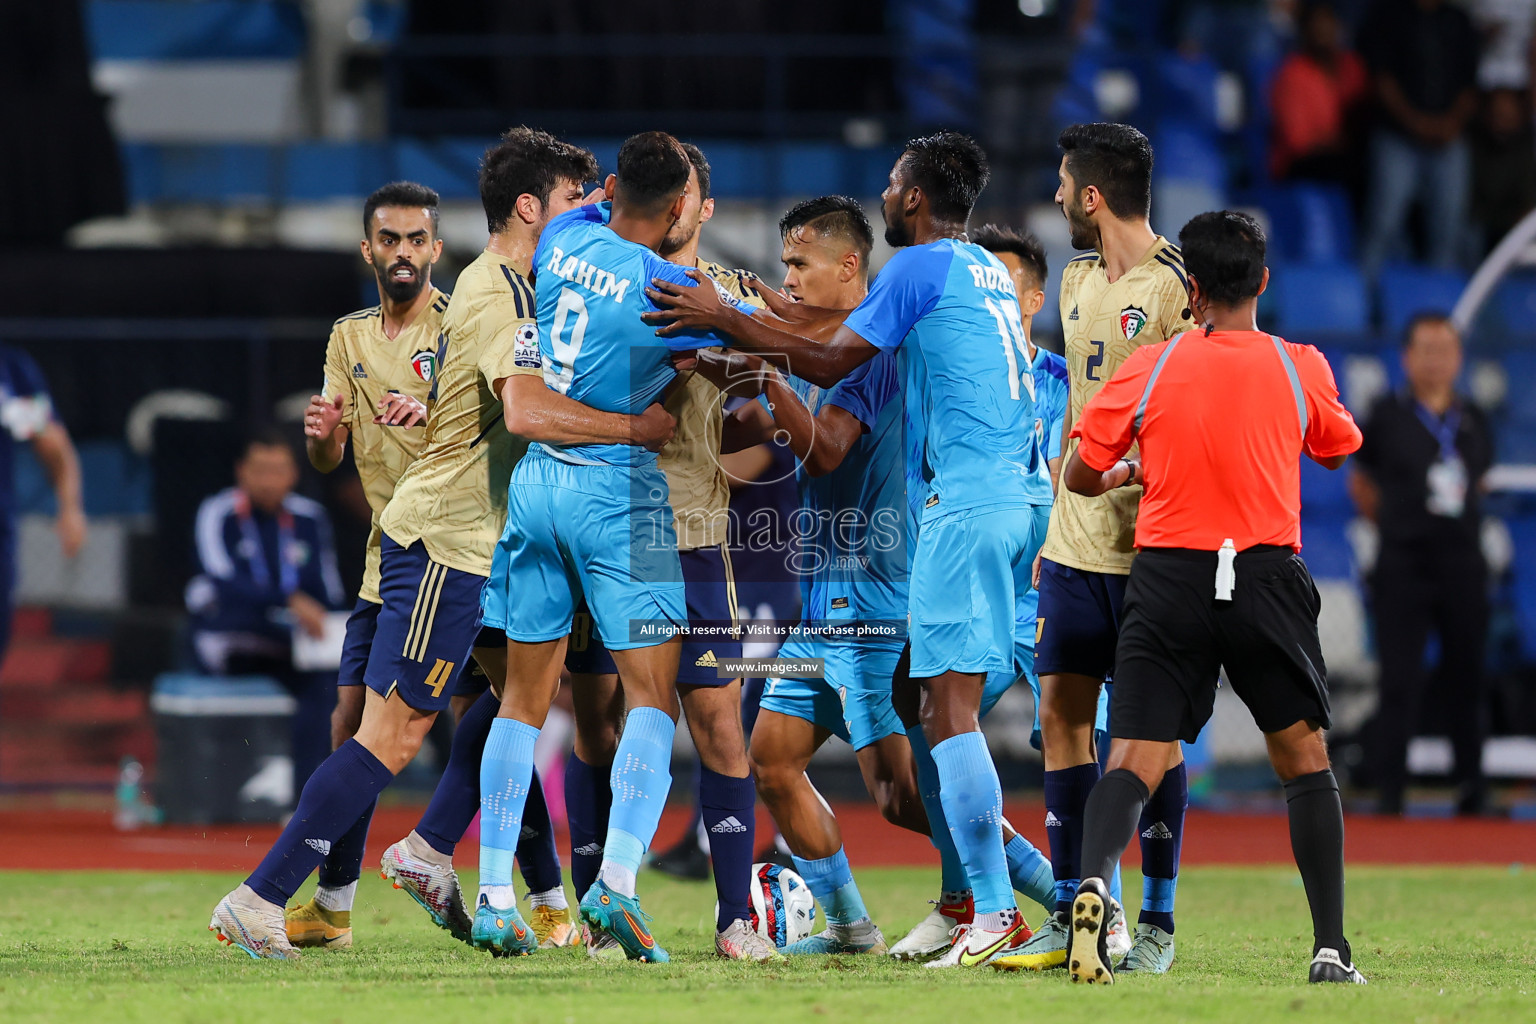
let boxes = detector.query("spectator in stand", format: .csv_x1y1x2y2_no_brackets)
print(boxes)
1348,315,1494,817
1270,0,1369,195
1471,86,1536,253
186,429,345,791
1358,0,1481,273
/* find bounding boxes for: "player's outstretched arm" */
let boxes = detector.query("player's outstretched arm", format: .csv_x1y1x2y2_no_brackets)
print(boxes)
501,374,676,452
643,271,870,388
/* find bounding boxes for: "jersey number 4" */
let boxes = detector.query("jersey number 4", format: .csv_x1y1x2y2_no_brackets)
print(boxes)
984,297,1036,402
546,286,589,395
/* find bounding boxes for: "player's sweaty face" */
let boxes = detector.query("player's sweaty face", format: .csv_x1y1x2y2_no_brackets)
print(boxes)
1055,157,1096,251
779,228,846,308
880,166,915,248
366,206,439,303
660,166,705,257
540,179,588,227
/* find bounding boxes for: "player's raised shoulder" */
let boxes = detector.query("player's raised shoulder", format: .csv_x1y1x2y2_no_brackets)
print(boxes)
333,306,381,329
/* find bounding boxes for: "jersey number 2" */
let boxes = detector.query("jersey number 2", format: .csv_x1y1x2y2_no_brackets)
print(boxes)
984,297,1036,402
546,286,588,395
1085,339,1105,381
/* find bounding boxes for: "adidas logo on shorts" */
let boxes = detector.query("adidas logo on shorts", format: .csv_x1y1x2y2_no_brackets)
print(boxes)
574,843,603,857
1141,821,1174,840
710,815,748,834
695,650,718,668
1044,812,1062,827
305,838,333,856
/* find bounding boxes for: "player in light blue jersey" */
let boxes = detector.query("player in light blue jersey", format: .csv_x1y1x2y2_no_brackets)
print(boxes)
474,133,758,964
646,133,1051,968
687,197,933,956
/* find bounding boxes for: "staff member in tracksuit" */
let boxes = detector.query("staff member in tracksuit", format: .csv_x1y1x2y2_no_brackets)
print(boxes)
186,428,345,790
1054,211,1367,987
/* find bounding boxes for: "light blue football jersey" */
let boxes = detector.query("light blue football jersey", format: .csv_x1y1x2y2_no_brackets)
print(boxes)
1031,344,1069,467
842,239,1052,521
529,202,751,467
772,351,910,630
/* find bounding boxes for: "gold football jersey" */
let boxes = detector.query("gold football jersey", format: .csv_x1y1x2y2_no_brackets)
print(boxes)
1040,237,1194,574
321,288,450,602
379,250,541,576
660,260,764,550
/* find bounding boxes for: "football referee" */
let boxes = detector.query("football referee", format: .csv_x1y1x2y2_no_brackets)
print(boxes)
1055,212,1366,987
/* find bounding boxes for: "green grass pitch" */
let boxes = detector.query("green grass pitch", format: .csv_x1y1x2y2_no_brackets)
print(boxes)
2,867,1532,1022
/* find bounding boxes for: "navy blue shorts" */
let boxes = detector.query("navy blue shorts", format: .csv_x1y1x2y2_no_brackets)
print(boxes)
1034,558,1129,681
362,535,488,711
565,543,743,686
337,597,379,688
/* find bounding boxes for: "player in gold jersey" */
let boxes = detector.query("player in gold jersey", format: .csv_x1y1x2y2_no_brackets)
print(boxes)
557,143,779,962
1002,123,1193,975
209,128,668,961
281,181,446,949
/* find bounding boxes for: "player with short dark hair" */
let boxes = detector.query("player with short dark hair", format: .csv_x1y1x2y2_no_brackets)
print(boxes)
474,130,760,963
285,179,448,948
646,131,1053,969
209,127,655,961
683,194,931,956
1000,122,1195,974
558,140,777,961
1058,210,1364,986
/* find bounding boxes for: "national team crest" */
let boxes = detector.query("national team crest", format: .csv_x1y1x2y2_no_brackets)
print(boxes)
410,350,438,382
1120,306,1147,340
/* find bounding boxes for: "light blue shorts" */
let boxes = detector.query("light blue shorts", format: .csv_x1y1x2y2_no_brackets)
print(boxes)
975,562,1111,747
760,633,906,751
482,454,686,649
908,502,1051,679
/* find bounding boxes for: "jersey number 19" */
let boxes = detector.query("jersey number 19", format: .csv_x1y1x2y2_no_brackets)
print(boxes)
985,297,1036,403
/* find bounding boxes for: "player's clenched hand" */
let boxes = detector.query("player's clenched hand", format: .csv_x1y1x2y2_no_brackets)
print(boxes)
632,402,677,452
642,269,725,336
305,394,345,439
374,392,427,428
671,350,700,373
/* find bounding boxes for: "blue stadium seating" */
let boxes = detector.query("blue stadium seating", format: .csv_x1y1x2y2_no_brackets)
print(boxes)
1502,351,1536,424
1152,122,1227,191
1268,263,1369,334
88,1,305,61
1506,518,1536,660
1377,264,1469,338
1147,56,1221,134
1299,512,1355,579
14,442,150,518
1300,452,1354,513
1254,184,1356,265
1496,420,1536,463
1491,274,1536,341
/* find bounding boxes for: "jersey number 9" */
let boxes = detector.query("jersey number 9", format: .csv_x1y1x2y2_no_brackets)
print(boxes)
546,286,589,395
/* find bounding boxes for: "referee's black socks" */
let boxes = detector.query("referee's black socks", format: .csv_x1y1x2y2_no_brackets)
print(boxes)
1079,769,1151,887
1284,769,1350,964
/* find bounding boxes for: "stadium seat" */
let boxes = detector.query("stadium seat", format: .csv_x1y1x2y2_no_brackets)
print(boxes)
1505,518,1536,660
1299,512,1355,578
1268,263,1369,334
1152,122,1227,191
87,0,307,61
1500,351,1536,423
1491,274,1536,343
1377,264,1469,338
1147,55,1221,133
1496,419,1536,463
1252,184,1356,265
1300,452,1353,513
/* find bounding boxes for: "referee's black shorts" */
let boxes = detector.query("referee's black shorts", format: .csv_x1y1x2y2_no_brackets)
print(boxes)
1111,545,1332,744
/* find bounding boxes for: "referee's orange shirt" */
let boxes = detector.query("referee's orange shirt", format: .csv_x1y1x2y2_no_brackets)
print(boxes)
1070,330,1362,552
